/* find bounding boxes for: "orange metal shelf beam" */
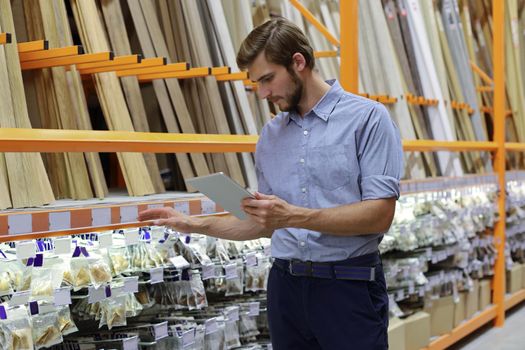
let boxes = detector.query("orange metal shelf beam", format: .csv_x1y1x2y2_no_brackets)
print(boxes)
138,66,211,82
402,140,498,152
314,50,338,58
116,61,188,77
0,128,258,153
74,54,141,73
216,72,249,81
505,143,525,151
290,0,340,47
21,52,113,71
81,57,166,75
470,60,494,85
0,32,11,45
17,39,48,53
19,45,81,62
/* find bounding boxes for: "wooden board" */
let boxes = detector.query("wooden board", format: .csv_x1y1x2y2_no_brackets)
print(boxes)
0,0,55,208
71,0,155,196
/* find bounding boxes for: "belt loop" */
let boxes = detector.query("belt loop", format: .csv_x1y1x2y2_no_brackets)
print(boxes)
306,261,313,277
288,261,295,276
370,267,376,281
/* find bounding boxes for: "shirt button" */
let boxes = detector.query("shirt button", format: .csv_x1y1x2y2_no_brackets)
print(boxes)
299,241,306,247
301,187,307,193
300,158,305,164
303,130,308,136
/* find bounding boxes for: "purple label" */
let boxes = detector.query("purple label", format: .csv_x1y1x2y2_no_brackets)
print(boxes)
26,257,34,267
29,301,39,315
0,306,6,319
34,253,44,267
105,285,112,298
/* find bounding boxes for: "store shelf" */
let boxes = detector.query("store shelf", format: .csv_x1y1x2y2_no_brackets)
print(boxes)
424,289,525,350
0,192,226,239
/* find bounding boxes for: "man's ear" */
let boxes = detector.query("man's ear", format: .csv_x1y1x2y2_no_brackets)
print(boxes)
291,53,307,71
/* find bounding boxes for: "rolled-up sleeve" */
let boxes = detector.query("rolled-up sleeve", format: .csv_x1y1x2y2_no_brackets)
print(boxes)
357,104,403,200
255,126,273,195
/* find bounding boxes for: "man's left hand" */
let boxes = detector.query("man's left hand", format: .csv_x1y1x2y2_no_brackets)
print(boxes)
241,192,297,230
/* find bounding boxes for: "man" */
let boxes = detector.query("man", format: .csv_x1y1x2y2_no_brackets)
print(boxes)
139,18,403,349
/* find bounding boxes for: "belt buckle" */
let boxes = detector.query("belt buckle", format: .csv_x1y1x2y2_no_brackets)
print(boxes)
288,260,313,277
288,260,297,276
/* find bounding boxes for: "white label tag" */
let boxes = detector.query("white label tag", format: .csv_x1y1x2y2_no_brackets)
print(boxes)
181,329,195,347
224,263,238,280
201,264,216,280
225,306,240,322
54,287,72,306
147,203,164,210
249,302,260,316
49,211,71,231
16,241,35,260
150,267,164,284
151,227,165,241
124,277,139,293
124,229,140,246
170,256,190,269
54,237,72,255
408,281,415,294
205,318,218,335
92,207,111,227
395,289,405,301
8,214,32,235
122,336,139,350
9,291,31,306
264,245,271,256
201,200,216,215
174,202,190,215
88,286,107,304
120,206,138,223
98,232,113,249
245,252,257,267
153,322,169,340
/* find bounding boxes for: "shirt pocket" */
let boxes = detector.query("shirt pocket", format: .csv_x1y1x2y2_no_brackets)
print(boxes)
307,144,353,191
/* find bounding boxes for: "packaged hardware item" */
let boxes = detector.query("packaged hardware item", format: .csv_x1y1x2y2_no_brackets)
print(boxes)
31,312,63,350
87,256,112,289
70,257,91,291
1,307,33,350
107,246,130,275
57,306,78,336
99,296,127,330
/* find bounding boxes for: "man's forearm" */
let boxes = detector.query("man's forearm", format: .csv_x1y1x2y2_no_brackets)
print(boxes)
287,198,396,236
193,214,272,241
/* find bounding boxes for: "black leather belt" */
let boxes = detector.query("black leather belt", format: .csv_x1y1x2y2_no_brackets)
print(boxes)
273,252,380,281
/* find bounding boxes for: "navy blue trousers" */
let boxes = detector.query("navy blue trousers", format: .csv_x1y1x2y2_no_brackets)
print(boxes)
267,258,389,349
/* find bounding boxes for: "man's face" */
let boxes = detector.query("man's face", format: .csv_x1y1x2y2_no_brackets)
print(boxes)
248,52,303,112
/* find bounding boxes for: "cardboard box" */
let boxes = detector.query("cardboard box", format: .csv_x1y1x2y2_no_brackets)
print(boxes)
465,279,479,318
388,317,405,350
506,264,523,294
453,292,467,327
479,279,492,310
425,296,454,337
403,312,430,350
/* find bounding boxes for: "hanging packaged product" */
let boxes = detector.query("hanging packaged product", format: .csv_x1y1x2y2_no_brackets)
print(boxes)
69,256,92,291
31,311,63,350
87,255,112,289
107,246,131,275
57,306,78,336
30,265,63,301
1,306,33,350
99,296,127,330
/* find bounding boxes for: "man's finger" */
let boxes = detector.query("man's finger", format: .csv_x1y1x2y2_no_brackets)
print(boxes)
138,208,167,221
254,191,272,200
153,218,170,226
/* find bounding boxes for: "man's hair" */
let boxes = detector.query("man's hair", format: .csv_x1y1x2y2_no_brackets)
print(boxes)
236,18,315,71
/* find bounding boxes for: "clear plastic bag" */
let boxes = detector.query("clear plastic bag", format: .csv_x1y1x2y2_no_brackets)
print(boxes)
3,307,33,350
31,312,63,350
99,296,127,330
70,257,91,291
108,246,130,275
87,256,112,289
57,306,78,336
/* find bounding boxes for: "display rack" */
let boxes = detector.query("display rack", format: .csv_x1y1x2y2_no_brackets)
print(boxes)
0,1,521,349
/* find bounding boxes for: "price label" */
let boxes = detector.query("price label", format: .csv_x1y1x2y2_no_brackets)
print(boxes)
88,286,107,304
395,289,405,301
205,318,218,335
124,277,139,293
201,264,217,280
122,336,139,350
181,329,195,347
150,267,164,284
408,281,415,295
249,302,260,316
225,306,240,322
16,241,35,260
98,232,113,249
201,200,216,215
120,206,138,223
153,322,169,340
174,202,190,215
170,256,190,269
245,252,257,267
124,229,140,246
9,291,31,306
224,263,238,280
54,237,72,255
54,287,72,306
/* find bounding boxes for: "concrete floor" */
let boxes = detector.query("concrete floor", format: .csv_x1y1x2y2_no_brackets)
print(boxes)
449,303,525,350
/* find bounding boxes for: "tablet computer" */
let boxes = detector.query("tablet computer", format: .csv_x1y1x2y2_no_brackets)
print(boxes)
186,172,255,220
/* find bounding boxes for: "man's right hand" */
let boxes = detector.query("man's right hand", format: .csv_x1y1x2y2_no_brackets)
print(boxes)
138,207,198,233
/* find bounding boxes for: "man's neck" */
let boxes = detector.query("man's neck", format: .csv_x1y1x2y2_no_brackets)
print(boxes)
297,74,331,117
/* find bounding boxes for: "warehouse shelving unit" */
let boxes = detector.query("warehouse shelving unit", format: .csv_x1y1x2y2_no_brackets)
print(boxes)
0,1,522,349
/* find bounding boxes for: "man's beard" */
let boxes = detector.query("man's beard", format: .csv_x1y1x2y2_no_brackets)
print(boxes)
279,69,303,112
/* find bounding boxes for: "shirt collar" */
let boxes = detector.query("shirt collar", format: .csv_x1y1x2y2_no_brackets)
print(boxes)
284,79,344,126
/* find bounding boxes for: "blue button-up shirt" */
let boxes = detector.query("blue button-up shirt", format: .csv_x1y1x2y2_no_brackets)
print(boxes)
255,80,403,262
